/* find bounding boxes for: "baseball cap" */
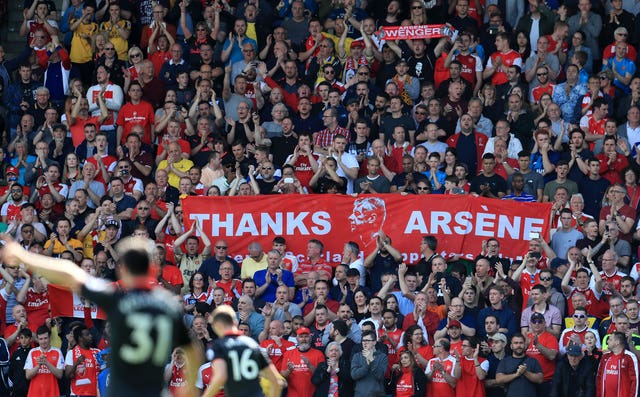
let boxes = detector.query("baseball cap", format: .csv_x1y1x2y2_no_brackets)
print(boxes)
488,333,507,344
448,320,461,328
296,327,311,335
105,219,120,228
566,344,583,356
530,312,545,322
6,166,18,175
350,40,365,49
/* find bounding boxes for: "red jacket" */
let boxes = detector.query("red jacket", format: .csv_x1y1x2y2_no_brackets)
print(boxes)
596,349,638,397
402,311,440,344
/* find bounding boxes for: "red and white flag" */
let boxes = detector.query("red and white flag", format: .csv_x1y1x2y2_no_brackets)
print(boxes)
48,284,107,319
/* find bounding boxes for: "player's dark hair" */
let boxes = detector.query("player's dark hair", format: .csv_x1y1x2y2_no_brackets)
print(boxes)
119,247,150,275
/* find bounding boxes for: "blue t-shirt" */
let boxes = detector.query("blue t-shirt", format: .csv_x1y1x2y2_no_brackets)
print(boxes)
530,150,560,183
253,268,295,302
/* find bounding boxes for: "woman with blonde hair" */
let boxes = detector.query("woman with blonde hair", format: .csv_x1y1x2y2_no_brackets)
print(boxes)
61,153,81,185
125,46,145,85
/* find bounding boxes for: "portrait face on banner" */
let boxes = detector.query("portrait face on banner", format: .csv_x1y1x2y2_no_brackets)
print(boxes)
349,197,387,249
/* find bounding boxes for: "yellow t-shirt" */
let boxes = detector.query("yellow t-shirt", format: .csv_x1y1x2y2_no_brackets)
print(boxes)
99,20,131,60
157,159,195,188
44,238,84,257
247,22,257,44
70,21,98,63
240,255,268,279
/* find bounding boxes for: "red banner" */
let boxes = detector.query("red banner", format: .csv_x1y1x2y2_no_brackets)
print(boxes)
379,24,458,41
182,195,551,265
48,285,107,319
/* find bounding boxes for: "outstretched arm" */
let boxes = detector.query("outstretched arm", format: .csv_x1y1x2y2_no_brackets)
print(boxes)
2,241,88,290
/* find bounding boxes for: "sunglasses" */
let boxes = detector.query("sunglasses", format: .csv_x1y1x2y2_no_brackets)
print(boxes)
131,53,142,58
539,276,552,281
531,319,544,324
573,314,586,318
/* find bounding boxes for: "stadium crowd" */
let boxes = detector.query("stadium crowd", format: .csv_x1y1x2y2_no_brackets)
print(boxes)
4,0,640,395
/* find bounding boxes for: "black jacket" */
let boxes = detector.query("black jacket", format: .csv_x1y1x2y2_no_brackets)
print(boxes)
311,357,354,397
550,356,596,397
387,366,427,397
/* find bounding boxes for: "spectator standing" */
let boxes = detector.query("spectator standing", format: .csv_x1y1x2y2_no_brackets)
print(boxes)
495,333,544,397
280,327,326,397
350,330,387,397
24,325,64,397
425,338,460,397
596,331,639,397
550,344,596,397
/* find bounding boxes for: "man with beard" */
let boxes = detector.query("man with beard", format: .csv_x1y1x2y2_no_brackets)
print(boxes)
322,305,362,347
495,334,543,397
280,327,325,397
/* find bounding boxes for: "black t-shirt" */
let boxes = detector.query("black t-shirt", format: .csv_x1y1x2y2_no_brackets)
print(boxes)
495,355,542,397
81,279,190,397
211,334,270,397
270,135,298,168
257,179,278,194
369,253,401,292
470,173,507,197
